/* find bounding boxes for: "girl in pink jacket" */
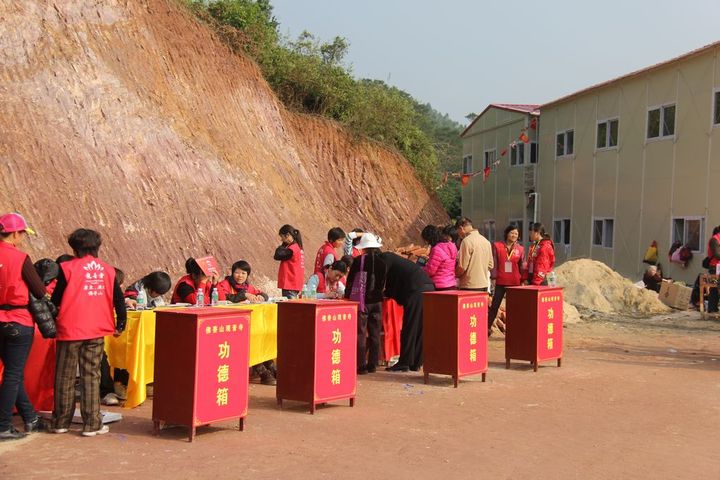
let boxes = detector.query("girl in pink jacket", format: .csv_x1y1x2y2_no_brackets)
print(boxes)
421,225,458,290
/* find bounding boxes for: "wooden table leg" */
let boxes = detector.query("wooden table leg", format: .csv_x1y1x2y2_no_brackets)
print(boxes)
153,420,160,436
310,403,315,415
349,397,355,407
239,417,244,432
557,357,562,367
505,358,510,369
533,361,538,372
277,397,282,408
189,426,196,443
482,372,486,382
423,372,429,384
453,376,458,388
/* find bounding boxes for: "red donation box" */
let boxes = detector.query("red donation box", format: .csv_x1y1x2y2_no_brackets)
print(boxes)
152,308,250,441
505,286,563,371
276,300,357,414
422,291,488,387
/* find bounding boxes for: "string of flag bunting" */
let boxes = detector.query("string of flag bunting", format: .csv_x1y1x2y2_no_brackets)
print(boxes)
436,116,537,190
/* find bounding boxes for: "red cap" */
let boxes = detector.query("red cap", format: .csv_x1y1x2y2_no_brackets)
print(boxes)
0,213,36,235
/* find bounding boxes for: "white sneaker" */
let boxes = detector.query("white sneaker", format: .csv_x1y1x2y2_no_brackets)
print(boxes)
51,428,68,434
81,425,109,437
101,393,120,406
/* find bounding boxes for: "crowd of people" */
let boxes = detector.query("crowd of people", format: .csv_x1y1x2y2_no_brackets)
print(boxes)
0,211,557,441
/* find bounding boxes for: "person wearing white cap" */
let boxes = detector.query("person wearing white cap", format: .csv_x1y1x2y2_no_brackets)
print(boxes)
0,213,48,441
345,233,387,374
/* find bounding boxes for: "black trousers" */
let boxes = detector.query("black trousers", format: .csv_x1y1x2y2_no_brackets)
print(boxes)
398,286,434,369
357,301,382,370
707,268,719,312
488,284,507,329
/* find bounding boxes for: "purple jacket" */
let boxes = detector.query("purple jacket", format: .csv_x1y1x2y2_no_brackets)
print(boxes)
423,241,458,289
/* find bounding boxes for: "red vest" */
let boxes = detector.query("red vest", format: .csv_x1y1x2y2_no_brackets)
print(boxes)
0,242,34,327
171,275,215,305
492,241,524,286
708,233,720,267
314,241,338,275
278,243,304,291
351,247,361,258
56,256,116,340
315,273,344,294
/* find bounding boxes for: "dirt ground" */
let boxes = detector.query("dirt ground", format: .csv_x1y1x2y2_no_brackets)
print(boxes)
1,311,719,480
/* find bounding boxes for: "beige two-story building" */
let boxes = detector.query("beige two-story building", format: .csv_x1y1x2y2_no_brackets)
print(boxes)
462,41,720,283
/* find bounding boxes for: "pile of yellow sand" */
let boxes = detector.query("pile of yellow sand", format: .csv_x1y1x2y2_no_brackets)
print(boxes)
555,259,670,316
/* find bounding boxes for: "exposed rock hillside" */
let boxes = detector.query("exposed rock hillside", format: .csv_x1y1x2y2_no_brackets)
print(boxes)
0,0,447,288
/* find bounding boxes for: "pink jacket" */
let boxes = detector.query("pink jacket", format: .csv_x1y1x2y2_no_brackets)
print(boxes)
423,241,458,289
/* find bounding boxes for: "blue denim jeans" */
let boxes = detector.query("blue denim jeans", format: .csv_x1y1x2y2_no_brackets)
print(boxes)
0,321,36,431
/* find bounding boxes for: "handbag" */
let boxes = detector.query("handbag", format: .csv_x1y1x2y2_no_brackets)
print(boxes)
349,254,367,313
28,294,57,339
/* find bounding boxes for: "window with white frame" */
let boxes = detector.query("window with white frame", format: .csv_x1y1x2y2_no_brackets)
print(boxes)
483,219,497,242
647,104,675,139
508,218,524,242
484,149,496,169
713,90,720,126
510,143,525,166
556,130,574,157
672,217,704,252
553,218,571,245
597,119,619,149
530,141,538,164
462,154,473,174
592,218,614,248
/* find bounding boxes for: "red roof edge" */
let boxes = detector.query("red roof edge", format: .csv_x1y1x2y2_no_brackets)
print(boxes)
461,103,540,138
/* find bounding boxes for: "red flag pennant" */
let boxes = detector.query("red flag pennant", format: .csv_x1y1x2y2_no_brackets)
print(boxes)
519,132,529,143
461,174,472,186
530,117,538,130
500,148,508,157
483,167,491,182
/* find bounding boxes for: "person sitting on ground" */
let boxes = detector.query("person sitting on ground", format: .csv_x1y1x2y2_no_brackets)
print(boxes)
306,260,349,299
124,271,172,309
171,257,224,305
643,265,663,293
218,260,268,303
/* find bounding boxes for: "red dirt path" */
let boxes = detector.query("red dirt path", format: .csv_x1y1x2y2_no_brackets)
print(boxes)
1,313,719,479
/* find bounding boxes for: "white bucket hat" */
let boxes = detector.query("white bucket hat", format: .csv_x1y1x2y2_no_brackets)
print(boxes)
356,233,383,250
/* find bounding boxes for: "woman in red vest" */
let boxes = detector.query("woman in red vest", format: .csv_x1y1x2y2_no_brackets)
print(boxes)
526,223,555,286
705,225,720,312
218,260,268,303
0,213,47,441
50,229,126,437
274,224,305,298
306,260,349,299
313,227,346,276
488,224,524,334
171,257,223,305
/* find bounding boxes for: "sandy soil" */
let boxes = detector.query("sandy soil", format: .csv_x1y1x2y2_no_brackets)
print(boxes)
1,311,719,479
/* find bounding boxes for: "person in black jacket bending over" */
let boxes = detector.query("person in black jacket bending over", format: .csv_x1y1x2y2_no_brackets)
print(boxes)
380,250,435,372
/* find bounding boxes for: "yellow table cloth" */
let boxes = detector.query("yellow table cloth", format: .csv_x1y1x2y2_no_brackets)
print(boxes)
104,303,278,408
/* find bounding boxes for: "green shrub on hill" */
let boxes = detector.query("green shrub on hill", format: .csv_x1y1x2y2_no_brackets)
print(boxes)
183,0,462,217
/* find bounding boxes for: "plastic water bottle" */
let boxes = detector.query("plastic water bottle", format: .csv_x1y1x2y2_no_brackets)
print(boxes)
309,283,317,299
136,288,147,310
196,288,204,307
301,284,308,299
211,288,219,306
547,271,557,287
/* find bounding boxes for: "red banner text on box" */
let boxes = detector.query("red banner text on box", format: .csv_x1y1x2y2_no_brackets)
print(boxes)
457,295,488,375
195,314,249,424
314,305,357,401
537,292,563,360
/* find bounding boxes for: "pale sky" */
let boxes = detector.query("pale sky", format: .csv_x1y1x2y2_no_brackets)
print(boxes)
270,0,720,124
